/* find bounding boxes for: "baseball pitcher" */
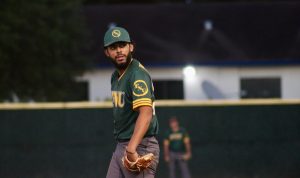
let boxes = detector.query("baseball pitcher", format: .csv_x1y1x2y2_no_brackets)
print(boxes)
104,26,159,178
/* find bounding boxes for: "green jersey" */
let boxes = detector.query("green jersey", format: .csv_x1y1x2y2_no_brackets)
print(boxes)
164,128,189,152
111,59,158,140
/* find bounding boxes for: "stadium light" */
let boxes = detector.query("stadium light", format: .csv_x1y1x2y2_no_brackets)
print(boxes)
108,22,117,29
204,20,213,31
183,65,196,77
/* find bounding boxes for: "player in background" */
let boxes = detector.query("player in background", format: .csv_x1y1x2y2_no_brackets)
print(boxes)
164,116,191,178
104,26,159,178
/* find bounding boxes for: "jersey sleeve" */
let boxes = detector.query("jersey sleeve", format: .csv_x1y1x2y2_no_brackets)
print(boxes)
111,71,117,85
183,128,190,139
131,69,153,110
163,130,170,141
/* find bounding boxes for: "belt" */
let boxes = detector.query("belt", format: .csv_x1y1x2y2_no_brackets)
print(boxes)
117,135,156,143
117,138,130,143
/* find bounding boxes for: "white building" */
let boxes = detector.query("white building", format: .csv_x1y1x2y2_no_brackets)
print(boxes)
81,65,300,101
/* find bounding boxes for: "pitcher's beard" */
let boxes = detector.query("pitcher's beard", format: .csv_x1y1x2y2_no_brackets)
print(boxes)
111,53,132,70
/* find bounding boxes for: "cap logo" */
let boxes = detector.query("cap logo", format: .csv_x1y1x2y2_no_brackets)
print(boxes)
112,29,121,38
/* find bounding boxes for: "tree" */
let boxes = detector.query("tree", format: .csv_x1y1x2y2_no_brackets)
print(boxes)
0,0,90,102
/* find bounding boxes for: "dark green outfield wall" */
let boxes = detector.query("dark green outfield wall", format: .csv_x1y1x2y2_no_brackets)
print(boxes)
0,103,300,178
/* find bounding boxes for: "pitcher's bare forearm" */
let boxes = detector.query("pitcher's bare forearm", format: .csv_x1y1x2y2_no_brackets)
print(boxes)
184,137,192,159
163,140,170,155
163,140,170,162
127,106,153,154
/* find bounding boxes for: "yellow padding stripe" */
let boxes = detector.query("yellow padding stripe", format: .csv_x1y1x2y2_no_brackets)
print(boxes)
155,99,300,107
0,102,113,110
0,99,299,110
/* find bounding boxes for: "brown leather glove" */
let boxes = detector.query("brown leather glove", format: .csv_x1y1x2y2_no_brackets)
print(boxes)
122,153,154,172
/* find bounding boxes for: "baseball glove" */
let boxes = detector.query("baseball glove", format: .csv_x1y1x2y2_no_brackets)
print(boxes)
122,153,154,172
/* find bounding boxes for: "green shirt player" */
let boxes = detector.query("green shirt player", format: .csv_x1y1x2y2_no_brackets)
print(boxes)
163,116,191,178
104,26,159,178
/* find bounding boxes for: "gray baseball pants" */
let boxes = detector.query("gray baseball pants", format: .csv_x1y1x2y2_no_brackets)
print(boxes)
168,152,191,178
106,136,160,178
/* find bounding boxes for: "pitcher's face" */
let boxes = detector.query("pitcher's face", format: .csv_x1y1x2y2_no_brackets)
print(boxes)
105,42,134,70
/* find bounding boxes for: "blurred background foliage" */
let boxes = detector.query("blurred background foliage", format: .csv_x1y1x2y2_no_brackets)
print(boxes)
0,0,90,102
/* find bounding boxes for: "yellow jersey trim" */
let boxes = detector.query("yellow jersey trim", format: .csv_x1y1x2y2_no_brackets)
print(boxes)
118,59,133,81
133,98,152,104
133,103,153,110
133,98,152,109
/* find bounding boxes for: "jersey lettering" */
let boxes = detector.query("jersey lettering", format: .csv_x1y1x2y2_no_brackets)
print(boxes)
112,91,125,108
169,133,183,140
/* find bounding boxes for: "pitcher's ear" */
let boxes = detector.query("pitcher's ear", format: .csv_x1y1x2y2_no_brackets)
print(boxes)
104,49,109,57
129,43,134,52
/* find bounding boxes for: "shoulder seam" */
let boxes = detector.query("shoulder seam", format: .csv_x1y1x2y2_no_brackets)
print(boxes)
138,63,150,74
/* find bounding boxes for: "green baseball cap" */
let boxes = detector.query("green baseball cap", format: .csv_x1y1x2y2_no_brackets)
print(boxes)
104,27,131,47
